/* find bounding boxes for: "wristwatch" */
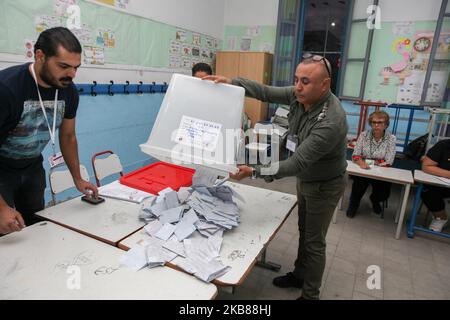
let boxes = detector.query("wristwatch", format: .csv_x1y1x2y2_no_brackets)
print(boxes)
251,167,257,180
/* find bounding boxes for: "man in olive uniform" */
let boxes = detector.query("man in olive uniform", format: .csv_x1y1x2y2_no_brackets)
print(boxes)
204,54,348,300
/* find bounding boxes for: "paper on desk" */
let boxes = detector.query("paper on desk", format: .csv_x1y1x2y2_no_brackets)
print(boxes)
177,187,192,204
119,246,148,271
154,223,176,241
159,206,184,224
145,237,177,268
163,237,187,257
99,181,154,203
182,208,199,225
144,220,163,237
164,190,180,209
174,220,196,241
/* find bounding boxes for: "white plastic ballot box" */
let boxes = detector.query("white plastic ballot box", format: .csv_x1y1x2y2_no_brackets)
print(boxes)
140,74,245,173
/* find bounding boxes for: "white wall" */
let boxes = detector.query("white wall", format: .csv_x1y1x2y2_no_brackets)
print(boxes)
224,0,279,26
1,0,226,83
354,0,442,21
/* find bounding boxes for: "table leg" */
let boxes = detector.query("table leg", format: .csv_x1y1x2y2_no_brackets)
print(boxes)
256,247,281,271
394,185,405,224
395,184,411,239
407,184,423,238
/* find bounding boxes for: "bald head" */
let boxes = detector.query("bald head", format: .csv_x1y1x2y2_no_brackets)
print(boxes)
293,61,331,110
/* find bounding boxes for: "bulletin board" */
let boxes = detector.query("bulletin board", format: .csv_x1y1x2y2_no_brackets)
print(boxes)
342,20,450,105
223,25,277,53
0,0,222,70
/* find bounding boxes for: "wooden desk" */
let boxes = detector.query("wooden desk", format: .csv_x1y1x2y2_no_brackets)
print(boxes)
346,160,414,239
407,170,450,239
0,222,217,300
36,197,145,246
119,182,297,287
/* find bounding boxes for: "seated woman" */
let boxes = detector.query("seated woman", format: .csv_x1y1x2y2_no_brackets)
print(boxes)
346,110,397,218
421,139,450,232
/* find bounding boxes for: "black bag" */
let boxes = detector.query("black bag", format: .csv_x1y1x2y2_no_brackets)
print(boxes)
404,133,429,161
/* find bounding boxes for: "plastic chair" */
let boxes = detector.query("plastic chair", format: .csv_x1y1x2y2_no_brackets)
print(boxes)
91,150,124,187
49,164,90,206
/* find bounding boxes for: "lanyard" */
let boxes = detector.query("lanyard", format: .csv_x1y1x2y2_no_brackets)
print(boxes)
30,63,59,154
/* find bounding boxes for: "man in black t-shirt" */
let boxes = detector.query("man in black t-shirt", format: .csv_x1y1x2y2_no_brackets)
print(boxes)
421,139,450,233
0,27,98,234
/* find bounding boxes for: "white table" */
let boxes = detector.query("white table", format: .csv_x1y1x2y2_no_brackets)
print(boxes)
345,160,414,239
0,222,217,300
36,197,145,246
119,182,297,287
407,170,450,239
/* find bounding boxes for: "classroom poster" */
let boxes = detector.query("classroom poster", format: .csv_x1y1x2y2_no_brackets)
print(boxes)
54,0,77,17
240,38,252,51
191,46,200,57
96,28,115,48
169,40,181,54
83,45,105,65
181,44,191,56
175,29,187,42
72,24,93,45
192,33,201,46
35,15,63,33
25,40,35,59
200,48,209,59
169,55,181,68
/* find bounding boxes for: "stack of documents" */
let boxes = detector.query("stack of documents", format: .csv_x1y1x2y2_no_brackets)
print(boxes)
99,181,154,203
122,182,243,282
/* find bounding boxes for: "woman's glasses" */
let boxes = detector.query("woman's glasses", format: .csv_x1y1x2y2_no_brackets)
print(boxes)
302,53,331,78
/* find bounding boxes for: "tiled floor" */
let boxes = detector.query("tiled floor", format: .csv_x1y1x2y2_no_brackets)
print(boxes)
217,175,450,300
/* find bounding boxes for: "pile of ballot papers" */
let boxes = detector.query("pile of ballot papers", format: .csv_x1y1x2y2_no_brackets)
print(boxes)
120,167,243,282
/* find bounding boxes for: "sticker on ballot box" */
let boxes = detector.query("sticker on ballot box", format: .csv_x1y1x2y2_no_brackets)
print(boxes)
173,115,222,151
48,152,65,168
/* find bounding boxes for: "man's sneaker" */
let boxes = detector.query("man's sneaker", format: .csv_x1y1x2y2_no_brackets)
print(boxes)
273,272,303,289
429,217,448,233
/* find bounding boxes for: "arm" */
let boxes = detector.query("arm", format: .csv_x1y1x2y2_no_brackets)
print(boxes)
422,156,450,179
58,118,98,197
0,196,25,234
352,132,369,169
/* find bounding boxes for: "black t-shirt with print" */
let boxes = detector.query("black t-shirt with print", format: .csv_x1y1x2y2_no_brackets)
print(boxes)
0,63,78,171
426,139,450,171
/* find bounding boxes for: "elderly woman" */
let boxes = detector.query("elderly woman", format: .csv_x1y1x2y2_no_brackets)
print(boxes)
346,110,397,218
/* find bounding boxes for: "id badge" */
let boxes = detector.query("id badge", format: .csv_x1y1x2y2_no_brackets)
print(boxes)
286,135,298,153
48,152,65,168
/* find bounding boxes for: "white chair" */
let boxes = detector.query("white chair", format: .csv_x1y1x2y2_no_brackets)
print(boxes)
91,150,123,186
49,164,90,205
245,123,273,165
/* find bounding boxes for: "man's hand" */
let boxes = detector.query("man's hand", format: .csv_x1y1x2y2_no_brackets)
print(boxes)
230,165,253,181
74,178,99,198
0,206,26,234
202,75,232,84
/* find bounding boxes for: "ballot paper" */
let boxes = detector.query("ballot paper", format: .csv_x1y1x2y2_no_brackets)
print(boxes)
119,246,148,271
192,167,221,187
164,190,180,209
154,223,177,241
99,181,154,203
144,220,163,237
159,206,184,225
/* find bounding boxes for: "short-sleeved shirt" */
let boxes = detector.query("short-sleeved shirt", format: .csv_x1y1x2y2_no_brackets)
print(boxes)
0,63,79,171
426,139,450,171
